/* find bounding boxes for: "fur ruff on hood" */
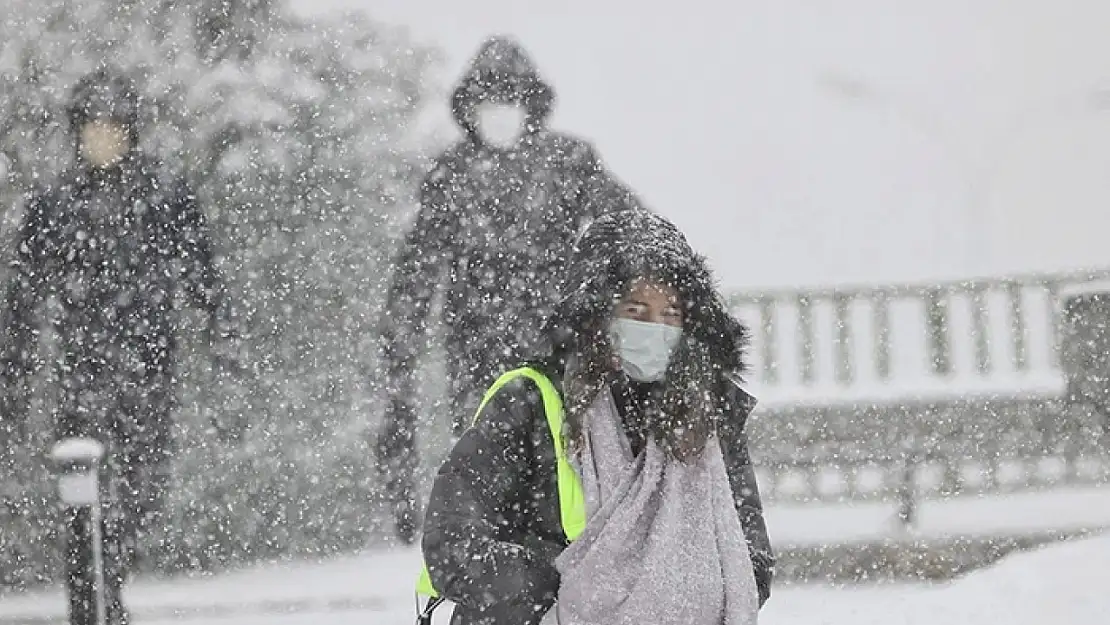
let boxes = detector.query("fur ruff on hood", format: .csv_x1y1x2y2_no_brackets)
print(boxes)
548,209,750,378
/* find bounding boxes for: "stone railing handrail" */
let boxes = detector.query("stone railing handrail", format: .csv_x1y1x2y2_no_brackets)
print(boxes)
727,267,1110,409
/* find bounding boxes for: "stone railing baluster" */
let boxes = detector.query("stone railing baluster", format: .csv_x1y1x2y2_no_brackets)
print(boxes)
873,290,892,381
970,284,991,375
834,292,853,385
758,296,777,385
797,294,815,385
1007,281,1027,372
924,287,951,376
1045,280,1062,369
733,267,1110,507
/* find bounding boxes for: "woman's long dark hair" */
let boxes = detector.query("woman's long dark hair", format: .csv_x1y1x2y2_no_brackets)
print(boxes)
548,209,750,462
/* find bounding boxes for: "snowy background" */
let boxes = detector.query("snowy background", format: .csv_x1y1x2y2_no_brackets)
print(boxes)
2,0,1110,622
293,0,1110,287
4,531,1110,624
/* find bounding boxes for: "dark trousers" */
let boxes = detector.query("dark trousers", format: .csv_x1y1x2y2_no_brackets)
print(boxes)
375,324,543,532
376,371,483,507
56,360,173,625
375,349,495,515
63,455,168,625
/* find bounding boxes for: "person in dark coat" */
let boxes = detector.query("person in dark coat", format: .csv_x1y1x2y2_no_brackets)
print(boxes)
0,67,236,625
377,35,635,544
420,210,774,625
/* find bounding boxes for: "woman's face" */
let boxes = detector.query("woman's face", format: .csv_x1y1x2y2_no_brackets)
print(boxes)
614,279,683,328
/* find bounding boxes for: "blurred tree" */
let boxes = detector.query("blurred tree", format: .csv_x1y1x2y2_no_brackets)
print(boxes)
0,0,436,586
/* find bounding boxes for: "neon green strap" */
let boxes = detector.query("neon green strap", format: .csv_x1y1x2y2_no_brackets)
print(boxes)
415,367,585,600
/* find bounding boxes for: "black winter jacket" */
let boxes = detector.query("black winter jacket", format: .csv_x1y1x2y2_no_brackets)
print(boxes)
422,362,774,625
380,37,635,417
0,153,228,446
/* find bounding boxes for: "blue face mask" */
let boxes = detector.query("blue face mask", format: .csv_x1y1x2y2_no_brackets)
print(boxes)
609,318,684,382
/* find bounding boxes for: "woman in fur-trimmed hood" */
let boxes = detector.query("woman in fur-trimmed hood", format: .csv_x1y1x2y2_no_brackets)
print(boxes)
421,210,773,625
548,208,754,460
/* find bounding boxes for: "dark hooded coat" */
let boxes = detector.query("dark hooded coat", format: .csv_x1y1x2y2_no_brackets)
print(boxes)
377,37,636,519
421,211,773,625
0,67,234,623
1,68,229,452
0,71,231,623
2,157,227,443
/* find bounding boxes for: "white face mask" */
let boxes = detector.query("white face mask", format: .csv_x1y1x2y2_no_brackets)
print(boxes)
475,103,527,148
609,318,683,382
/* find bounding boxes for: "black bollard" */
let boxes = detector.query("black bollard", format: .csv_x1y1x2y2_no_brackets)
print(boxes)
51,438,107,625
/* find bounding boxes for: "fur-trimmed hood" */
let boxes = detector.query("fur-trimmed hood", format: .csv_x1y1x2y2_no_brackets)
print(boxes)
549,209,750,377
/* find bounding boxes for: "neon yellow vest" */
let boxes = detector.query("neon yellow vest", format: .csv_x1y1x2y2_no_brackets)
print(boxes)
415,367,586,599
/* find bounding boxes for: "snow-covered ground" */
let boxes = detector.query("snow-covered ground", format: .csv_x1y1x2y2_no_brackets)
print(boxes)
3,530,1108,624
766,485,1110,546
770,532,1110,625
3,488,1109,623
0,549,418,624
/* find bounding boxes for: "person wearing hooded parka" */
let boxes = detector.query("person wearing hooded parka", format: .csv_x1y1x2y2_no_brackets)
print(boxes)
376,35,636,544
0,67,237,625
419,210,773,625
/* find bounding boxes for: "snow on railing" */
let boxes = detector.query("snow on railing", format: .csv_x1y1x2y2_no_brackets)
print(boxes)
729,268,1110,409
729,268,1110,512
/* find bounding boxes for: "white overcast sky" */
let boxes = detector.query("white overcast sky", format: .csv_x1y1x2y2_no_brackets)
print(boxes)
291,0,1110,289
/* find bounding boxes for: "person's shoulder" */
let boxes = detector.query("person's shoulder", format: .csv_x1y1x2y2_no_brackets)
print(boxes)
21,174,71,221
23,184,54,212
479,365,561,427
428,140,477,174
538,131,597,162
493,377,545,406
142,158,192,199
120,155,189,206
419,146,463,192
489,367,555,407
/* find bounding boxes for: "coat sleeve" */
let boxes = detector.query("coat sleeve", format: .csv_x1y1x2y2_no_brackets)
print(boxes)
719,381,775,607
380,162,457,396
1,193,51,377
0,193,51,433
569,139,638,233
170,181,230,329
421,381,563,618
